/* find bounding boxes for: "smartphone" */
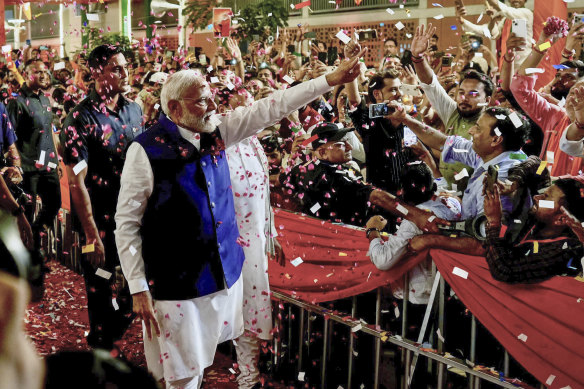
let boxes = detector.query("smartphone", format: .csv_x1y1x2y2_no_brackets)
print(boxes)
485,165,499,193
357,29,378,41
400,84,422,97
470,40,481,51
403,126,418,147
369,103,395,118
574,13,584,24
441,56,454,68
317,52,328,64
512,19,527,39
40,45,49,50
304,31,317,39
287,44,296,54
327,47,338,65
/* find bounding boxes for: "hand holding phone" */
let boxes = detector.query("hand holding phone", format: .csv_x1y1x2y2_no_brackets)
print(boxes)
485,165,499,193
511,19,527,39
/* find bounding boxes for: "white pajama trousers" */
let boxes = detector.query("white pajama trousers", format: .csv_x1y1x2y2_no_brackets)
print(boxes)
143,276,244,387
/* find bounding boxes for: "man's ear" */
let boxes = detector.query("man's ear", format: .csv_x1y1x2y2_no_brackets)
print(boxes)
167,100,182,119
372,89,382,103
316,146,326,158
485,95,492,105
492,132,504,148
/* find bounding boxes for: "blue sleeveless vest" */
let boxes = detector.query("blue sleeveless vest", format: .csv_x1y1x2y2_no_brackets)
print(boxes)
134,114,244,300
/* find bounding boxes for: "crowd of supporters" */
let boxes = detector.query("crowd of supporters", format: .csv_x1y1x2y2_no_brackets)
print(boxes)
1,6,584,388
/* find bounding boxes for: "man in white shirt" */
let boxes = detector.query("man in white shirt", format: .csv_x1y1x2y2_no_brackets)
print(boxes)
456,0,533,66
365,163,461,305
114,49,366,389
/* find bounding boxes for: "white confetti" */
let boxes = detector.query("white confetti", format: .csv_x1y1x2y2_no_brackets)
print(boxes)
546,375,556,385
129,245,138,256
396,203,409,215
476,12,484,23
291,257,304,267
298,372,306,381
452,267,468,279
47,162,57,169
395,21,405,30
495,114,506,120
436,328,445,342
38,150,46,166
433,14,444,20
538,200,555,209
310,202,322,214
229,368,236,374
525,68,545,74
546,151,554,164
494,127,502,136
386,8,395,14
508,112,523,128
351,323,363,332
336,30,351,44
210,76,220,83
95,268,112,280
453,148,468,153
54,62,66,71
86,13,100,21
282,75,295,84
517,333,528,342
73,160,88,175
454,168,469,181
428,215,436,222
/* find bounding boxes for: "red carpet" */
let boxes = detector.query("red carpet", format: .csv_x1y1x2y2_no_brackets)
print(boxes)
24,260,284,388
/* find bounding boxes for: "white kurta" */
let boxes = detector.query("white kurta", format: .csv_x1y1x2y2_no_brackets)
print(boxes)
114,74,334,382
226,136,274,340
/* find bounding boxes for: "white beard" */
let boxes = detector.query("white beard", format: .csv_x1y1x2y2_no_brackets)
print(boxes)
180,110,217,133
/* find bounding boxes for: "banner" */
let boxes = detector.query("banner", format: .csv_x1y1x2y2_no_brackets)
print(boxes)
431,249,584,389
269,209,428,303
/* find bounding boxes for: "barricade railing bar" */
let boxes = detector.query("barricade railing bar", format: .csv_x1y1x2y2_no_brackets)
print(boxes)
271,285,538,389
49,210,540,389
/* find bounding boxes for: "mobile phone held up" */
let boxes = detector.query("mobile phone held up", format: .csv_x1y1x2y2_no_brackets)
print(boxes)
369,103,395,119
511,19,527,39
485,165,499,193
403,126,418,147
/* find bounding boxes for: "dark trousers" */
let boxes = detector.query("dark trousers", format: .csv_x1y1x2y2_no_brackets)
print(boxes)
22,171,61,229
81,230,135,350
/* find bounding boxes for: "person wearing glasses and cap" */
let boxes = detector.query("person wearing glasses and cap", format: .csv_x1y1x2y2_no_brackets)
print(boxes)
281,122,451,230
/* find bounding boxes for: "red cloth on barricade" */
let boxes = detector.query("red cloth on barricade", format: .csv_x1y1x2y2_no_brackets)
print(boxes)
431,249,584,389
269,209,428,303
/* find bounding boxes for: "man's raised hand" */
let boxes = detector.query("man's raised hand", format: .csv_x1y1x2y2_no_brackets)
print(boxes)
411,24,436,57
325,47,367,86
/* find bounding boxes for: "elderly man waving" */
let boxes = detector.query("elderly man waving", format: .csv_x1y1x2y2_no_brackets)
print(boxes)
114,48,367,389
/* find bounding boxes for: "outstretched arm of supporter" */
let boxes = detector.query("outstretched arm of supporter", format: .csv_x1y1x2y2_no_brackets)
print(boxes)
369,190,450,234
562,84,584,156
385,102,447,151
409,234,486,256
219,47,367,147
225,37,245,80
501,33,527,91
517,30,562,77
343,38,362,106
511,31,566,132
410,23,437,85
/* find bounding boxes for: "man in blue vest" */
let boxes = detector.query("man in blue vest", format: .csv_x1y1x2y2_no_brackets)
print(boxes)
114,49,373,388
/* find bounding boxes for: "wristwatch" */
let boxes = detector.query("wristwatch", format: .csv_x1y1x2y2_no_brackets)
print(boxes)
366,228,380,239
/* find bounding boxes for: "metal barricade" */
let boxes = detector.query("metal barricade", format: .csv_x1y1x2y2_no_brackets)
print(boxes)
270,268,537,389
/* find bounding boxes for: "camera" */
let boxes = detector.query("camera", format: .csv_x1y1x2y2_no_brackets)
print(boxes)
438,213,488,241
470,41,480,51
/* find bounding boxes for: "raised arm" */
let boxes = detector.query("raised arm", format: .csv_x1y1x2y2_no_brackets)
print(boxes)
219,48,367,146
410,23,437,85
385,101,447,151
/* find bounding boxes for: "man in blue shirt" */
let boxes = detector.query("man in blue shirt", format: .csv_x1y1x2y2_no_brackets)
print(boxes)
384,103,531,255
61,45,144,351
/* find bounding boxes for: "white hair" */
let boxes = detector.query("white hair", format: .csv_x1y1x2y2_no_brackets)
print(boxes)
160,69,206,115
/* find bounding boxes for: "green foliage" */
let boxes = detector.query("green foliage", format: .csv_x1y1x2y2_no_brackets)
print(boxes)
183,0,288,40
86,30,135,61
